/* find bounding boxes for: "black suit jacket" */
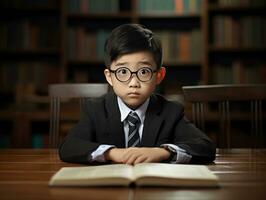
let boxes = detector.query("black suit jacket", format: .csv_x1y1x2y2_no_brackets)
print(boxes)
59,92,216,164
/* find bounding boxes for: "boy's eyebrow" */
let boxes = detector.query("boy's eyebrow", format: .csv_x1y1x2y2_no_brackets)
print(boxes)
115,62,128,66
137,61,153,66
115,61,153,66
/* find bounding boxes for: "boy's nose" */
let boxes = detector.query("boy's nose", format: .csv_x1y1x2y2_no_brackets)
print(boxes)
129,74,140,87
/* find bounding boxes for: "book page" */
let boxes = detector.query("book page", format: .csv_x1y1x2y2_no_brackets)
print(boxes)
133,163,216,179
49,164,134,186
132,163,218,187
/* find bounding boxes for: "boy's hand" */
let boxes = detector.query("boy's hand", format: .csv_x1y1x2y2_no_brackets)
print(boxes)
122,147,170,165
105,148,126,163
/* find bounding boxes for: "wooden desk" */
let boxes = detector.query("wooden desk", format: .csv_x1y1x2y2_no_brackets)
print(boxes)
0,149,266,200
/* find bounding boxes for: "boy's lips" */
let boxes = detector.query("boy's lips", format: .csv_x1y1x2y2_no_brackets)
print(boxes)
128,92,140,96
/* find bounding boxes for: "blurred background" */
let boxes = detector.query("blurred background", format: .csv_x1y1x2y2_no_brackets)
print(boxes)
0,0,265,148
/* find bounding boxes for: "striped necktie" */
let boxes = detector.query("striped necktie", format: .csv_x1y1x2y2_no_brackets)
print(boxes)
127,111,141,147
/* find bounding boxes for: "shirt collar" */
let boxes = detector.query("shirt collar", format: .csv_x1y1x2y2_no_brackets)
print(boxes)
117,97,150,124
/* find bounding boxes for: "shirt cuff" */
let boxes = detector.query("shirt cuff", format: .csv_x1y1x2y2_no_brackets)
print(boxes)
160,144,192,164
89,145,115,163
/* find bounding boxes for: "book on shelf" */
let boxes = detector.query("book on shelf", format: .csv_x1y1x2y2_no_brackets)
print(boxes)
0,0,58,10
212,16,266,48
0,61,60,93
67,28,109,61
67,0,119,14
138,0,202,15
31,133,49,148
49,163,219,187
0,19,59,50
156,30,202,63
210,61,266,84
217,0,266,7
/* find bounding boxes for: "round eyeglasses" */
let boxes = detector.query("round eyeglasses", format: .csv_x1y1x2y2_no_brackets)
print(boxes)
109,67,158,82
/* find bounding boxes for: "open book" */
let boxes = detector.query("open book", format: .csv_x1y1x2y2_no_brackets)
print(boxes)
49,163,219,187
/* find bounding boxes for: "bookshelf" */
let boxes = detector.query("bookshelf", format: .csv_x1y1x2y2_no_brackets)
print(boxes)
201,0,266,146
0,0,63,147
0,0,265,148
204,0,266,84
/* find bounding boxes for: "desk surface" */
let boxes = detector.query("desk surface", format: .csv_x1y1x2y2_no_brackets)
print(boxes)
0,149,266,200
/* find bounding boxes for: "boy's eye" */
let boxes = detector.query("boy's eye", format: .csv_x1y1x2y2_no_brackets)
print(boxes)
117,68,129,75
140,69,148,74
139,68,152,75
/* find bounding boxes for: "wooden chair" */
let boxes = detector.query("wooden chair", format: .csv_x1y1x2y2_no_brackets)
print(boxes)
49,83,109,148
182,84,266,148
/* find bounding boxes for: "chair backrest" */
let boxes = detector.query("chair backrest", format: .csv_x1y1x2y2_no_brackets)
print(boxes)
182,84,266,148
49,83,109,148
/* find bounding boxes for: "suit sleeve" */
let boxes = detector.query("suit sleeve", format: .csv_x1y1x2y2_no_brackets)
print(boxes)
58,100,102,164
172,107,216,164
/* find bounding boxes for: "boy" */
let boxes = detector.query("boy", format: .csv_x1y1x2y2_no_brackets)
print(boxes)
59,24,216,165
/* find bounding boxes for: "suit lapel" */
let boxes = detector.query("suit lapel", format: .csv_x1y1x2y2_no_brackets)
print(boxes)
141,95,164,147
104,92,125,147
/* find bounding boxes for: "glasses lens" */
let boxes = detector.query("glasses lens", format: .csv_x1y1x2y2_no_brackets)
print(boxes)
137,68,153,81
116,68,131,82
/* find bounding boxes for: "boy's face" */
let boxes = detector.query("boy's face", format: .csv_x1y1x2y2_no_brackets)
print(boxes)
104,51,165,109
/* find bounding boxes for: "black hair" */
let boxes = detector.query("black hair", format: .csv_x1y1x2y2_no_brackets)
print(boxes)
104,24,162,69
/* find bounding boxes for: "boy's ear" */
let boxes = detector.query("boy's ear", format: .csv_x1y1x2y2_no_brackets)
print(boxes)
156,66,166,84
104,69,113,86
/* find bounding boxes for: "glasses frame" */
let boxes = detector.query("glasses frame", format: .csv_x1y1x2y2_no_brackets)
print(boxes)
109,67,158,82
